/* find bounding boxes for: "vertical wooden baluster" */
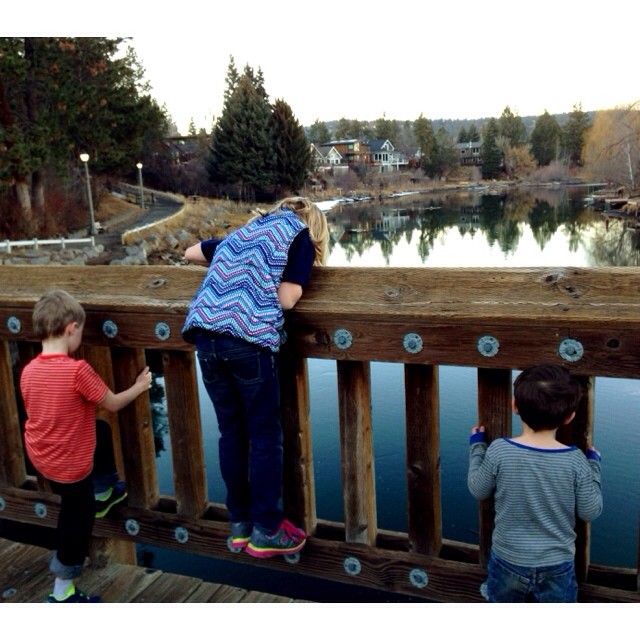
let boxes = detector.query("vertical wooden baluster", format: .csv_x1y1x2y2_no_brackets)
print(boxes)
162,350,207,518
16,342,42,487
558,374,594,583
280,349,317,535
0,341,26,487
111,347,158,509
81,345,125,477
405,363,441,555
477,368,512,568
337,360,377,545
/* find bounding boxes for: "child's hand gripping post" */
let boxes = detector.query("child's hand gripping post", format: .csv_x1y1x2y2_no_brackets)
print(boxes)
99,366,152,413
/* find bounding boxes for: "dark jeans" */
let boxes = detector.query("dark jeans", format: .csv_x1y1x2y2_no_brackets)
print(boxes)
48,419,119,579
196,332,283,532
486,551,578,603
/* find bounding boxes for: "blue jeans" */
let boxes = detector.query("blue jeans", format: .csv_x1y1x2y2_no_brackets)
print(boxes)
485,551,578,603
196,332,283,532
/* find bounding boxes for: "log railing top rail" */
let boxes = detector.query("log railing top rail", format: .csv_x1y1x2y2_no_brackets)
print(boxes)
1,264,640,319
1,264,639,603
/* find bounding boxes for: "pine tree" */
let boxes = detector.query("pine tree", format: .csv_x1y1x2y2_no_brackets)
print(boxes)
530,110,561,166
308,119,330,144
271,99,311,196
208,72,274,200
498,106,527,147
458,126,469,143
414,114,437,176
562,104,590,166
481,118,502,179
468,123,481,142
223,55,239,105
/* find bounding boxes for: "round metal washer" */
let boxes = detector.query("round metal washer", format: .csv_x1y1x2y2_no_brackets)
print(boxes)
409,568,429,589
333,328,353,350
403,333,423,354
174,526,189,544
0,496,5,512
34,502,47,519
125,518,140,536
102,319,118,339
155,322,171,341
558,338,584,362
477,335,500,358
343,556,361,576
2,587,17,599
6,316,21,334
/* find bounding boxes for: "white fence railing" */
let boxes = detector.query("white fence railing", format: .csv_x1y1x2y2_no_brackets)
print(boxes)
0,237,96,254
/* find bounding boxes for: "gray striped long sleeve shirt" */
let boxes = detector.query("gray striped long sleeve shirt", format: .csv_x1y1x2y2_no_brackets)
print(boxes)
468,437,602,566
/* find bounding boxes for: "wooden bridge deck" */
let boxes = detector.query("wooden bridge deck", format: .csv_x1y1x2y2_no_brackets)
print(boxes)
0,538,310,603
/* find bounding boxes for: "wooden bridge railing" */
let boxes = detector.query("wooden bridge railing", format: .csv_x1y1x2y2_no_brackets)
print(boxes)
0,265,639,602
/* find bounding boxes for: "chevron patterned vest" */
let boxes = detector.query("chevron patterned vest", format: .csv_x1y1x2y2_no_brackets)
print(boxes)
182,208,307,352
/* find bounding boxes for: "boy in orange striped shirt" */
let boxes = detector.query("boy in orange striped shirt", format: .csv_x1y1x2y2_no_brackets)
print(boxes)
20,290,151,603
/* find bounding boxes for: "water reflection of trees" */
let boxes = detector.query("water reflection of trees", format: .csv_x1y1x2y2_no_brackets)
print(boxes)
588,218,640,266
327,187,599,263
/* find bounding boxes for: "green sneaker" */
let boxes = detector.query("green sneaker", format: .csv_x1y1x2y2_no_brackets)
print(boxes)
95,481,127,518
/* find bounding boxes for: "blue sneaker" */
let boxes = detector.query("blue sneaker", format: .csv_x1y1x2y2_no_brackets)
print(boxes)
228,522,252,551
246,519,306,559
95,481,127,518
47,586,101,603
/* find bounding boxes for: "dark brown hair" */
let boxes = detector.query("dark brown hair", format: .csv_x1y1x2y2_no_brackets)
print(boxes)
513,364,582,431
32,289,85,339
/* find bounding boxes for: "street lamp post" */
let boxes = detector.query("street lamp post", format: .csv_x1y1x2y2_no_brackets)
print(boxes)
79,153,96,235
136,162,144,210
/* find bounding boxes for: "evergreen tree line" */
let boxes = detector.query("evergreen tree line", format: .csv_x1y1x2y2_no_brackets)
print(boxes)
306,105,591,180
207,57,310,201
0,37,169,236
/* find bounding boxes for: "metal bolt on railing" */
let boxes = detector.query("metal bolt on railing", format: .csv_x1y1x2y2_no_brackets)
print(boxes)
155,322,171,341
6,316,21,334
477,335,500,358
343,556,361,576
125,519,140,536
333,328,353,350
34,503,47,519
0,497,5,511
174,527,189,544
409,568,429,589
2,588,17,599
102,320,118,339
559,338,584,362
403,332,423,354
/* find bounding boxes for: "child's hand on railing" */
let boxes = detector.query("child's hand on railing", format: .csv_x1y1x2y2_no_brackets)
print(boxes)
136,366,152,392
469,424,486,444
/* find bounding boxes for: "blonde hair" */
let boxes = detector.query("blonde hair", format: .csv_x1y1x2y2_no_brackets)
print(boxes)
250,196,329,266
33,289,85,339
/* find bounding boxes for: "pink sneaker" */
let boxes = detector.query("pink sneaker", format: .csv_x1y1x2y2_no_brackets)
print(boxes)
245,519,306,558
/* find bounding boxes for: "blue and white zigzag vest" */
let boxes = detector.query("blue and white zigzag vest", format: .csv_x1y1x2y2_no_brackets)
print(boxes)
182,208,306,352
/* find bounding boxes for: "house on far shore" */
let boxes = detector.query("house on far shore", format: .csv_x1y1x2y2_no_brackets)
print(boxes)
161,135,203,165
457,141,482,166
310,143,344,172
310,138,408,172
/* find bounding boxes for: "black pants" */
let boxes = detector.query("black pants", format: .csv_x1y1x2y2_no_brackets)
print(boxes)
48,419,118,579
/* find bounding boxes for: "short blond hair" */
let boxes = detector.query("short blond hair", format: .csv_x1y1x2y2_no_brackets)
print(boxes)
251,196,329,266
33,290,85,339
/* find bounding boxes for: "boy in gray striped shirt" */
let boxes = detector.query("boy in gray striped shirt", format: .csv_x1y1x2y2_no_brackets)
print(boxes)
467,364,602,602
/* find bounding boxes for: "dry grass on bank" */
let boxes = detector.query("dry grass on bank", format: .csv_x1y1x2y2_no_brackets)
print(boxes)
95,193,142,223
122,196,268,262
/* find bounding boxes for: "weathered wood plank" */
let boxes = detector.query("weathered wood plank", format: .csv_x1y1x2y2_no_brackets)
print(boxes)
240,590,293,603
558,375,594,583
0,341,26,487
79,564,163,603
162,350,207,517
337,361,377,545
3,490,638,602
80,345,125,475
131,572,202,602
404,363,441,555
110,347,158,509
477,368,512,568
280,349,317,534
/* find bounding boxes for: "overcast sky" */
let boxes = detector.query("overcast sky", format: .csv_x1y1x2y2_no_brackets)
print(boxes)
11,0,640,135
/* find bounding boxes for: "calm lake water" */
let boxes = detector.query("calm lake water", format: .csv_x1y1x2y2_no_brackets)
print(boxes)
142,186,640,600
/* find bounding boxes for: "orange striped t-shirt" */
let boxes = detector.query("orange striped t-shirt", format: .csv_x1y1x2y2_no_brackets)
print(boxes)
20,354,109,483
